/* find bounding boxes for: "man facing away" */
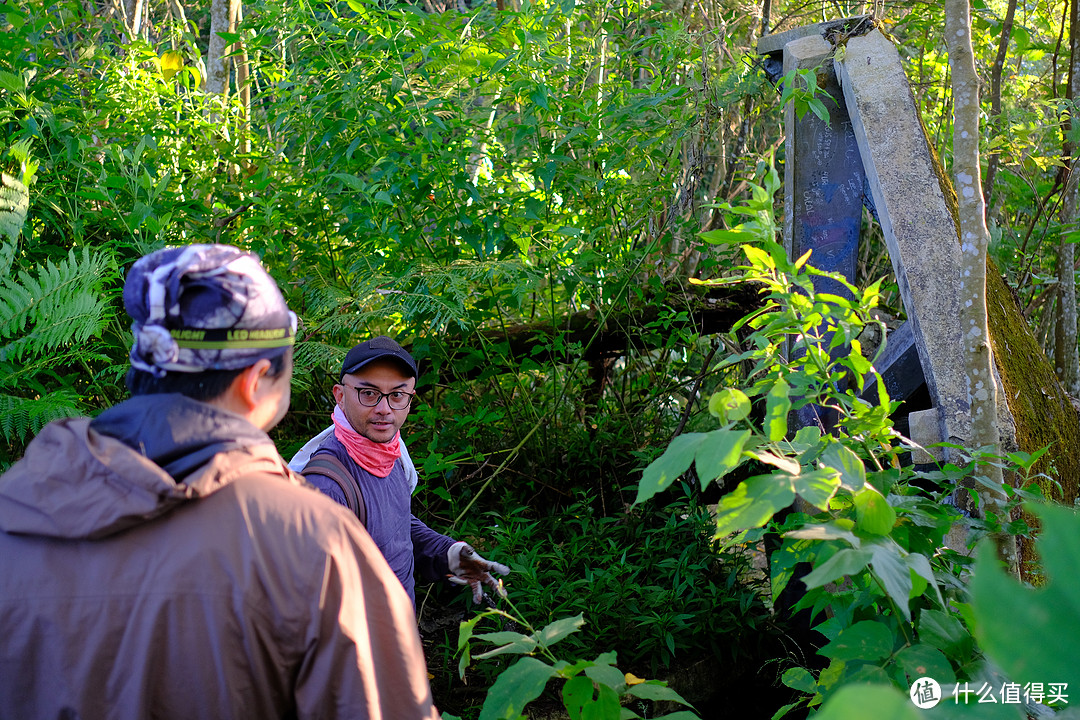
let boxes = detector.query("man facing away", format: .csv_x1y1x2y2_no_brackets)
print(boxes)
291,336,509,606
0,245,439,720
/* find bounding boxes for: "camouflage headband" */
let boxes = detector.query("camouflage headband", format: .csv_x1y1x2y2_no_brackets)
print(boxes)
124,244,297,377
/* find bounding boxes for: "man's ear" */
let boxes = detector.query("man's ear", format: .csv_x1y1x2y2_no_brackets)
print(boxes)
233,358,272,411
331,382,345,407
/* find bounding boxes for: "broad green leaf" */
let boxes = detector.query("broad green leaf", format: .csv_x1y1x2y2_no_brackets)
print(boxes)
694,429,750,488
818,620,894,662
813,683,1023,720
765,380,791,441
814,685,920,720
583,663,626,693
904,553,943,605
563,676,594,720
785,522,861,547
781,667,817,693
867,539,914,622
634,433,707,504
801,548,872,589
625,682,691,706
971,504,1080,690
752,450,800,475
707,387,750,424
473,633,537,659
699,228,761,245
714,474,795,538
581,684,620,720
475,631,531,645
536,614,585,648
819,443,866,492
917,609,973,660
791,468,841,511
853,485,896,535
479,657,556,720
894,644,955,684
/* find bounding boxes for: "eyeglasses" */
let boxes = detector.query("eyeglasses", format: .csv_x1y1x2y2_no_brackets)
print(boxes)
342,385,415,410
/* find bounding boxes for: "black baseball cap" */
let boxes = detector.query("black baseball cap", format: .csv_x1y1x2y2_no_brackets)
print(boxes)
340,336,418,380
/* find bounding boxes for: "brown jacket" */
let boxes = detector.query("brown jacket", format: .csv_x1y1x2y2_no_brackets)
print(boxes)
0,395,439,720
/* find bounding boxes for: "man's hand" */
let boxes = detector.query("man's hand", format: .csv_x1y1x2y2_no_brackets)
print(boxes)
447,542,510,604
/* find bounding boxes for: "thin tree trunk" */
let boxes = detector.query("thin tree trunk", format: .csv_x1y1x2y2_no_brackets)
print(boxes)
946,0,1019,576
206,0,236,95
233,1,251,160
983,0,1016,211
121,0,143,40
1056,0,1080,397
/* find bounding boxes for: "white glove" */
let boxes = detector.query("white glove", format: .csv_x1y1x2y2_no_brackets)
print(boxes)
447,542,510,603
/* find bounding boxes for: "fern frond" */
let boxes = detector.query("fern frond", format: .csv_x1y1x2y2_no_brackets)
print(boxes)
0,247,115,362
293,340,346,375
0,172,28,243
0,389,83,446
0,241,15,279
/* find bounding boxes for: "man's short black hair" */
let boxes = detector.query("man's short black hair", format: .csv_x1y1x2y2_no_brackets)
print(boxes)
126,351,289,402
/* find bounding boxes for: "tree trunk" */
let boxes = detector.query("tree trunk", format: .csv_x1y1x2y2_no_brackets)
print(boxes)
1056,0,1080,397
205,0,236,95
982,0,1016,211
232,1,251,161
946,0,1018,576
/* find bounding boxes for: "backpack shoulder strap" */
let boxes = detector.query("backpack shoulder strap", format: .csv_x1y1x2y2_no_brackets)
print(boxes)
301,454,368,527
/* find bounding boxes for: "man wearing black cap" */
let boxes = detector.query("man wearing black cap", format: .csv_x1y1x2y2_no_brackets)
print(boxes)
295,336,509,606
0,245,439,719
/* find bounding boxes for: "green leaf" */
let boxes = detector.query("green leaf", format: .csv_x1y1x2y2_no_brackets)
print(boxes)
699,228,761,245
581,684,620,720
765,379,791,441
819,443,866,492
867,539,914,622
971,503,1080,690
634,433,707,504
694,429,750,488
853,485,896,535
917,609,973,661
818,683,957,719
780,667,817,693
707,387,751,424
479,657,556,720
714,474,795,538
818,620,894,662
894,644,955,684
625,682,691,706
536,614,585,648
791,468,841,511
814,685,921,720
583,663,626,693
801,548,872,590
563,676,594,720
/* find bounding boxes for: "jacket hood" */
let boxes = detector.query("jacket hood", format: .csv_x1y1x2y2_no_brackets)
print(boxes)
0,395,288,539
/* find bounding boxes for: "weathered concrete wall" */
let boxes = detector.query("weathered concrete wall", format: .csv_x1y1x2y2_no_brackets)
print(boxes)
836,29,973,455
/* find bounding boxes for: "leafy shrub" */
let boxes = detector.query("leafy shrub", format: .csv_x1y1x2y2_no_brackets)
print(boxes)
426,495,777,681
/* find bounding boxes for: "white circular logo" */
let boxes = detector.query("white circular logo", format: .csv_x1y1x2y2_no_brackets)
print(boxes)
910,677,942,709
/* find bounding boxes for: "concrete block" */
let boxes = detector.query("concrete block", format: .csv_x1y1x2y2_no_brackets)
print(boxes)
836,29,972,453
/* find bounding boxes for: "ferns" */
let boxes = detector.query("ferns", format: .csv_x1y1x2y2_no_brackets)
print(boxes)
0,173,28,244
0,138,35,244
0,245,116,362
0,389,82,447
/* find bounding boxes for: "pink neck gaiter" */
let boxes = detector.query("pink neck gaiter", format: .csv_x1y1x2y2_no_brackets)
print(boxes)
332,405,401,478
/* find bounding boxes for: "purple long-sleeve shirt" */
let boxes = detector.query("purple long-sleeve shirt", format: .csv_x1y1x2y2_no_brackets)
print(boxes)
306,434,456,605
